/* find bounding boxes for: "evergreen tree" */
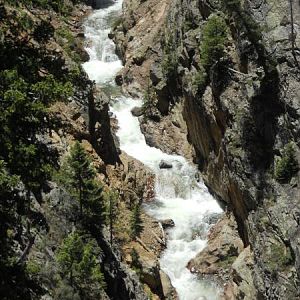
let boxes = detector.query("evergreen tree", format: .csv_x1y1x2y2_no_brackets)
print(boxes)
65,141,96,217
84,180,105,226
104,190,119,245
56,232,106,297
200,15,228,69
130,203,143,240
56,232,83,285
59,141,105,224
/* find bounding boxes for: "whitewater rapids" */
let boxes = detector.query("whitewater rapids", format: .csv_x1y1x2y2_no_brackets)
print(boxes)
83,1,222,299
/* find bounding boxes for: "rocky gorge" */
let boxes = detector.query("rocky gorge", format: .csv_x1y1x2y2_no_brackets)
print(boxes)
112,0,300,299
1,0,300,299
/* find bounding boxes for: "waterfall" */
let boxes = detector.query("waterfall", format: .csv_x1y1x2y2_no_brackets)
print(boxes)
83,1,222,299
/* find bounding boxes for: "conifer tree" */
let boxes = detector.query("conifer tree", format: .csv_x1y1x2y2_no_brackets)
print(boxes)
56,232,106,296
130,203,143,240
104,190,119,245
66,141,96,217
59,141,105,224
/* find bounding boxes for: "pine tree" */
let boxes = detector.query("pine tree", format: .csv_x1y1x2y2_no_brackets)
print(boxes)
130,203,143,240
104,190,119,246
85,180,105,226
200,15,228,69
56,232,106,296
58,141,105,225
66,141,96,217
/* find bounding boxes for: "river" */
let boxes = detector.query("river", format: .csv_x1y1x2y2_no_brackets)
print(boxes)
82,1,222,299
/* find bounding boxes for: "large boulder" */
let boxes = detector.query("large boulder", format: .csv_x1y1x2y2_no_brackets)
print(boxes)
131,106,144,117
222,246,256,300
187,213,244,282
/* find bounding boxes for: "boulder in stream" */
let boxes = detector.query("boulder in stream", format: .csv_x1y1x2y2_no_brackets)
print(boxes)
131,106,144,117
160,219,175,229
159,160,172,169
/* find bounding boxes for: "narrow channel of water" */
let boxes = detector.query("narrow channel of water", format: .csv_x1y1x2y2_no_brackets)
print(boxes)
83,1,222,299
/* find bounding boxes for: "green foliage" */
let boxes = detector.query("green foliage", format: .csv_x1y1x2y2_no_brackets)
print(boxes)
56,232,106,296
53,281,81,300
161,34,178,78
200,15,228,69
59,142,105,222
266,242,293,273
0,69,72,191
31,75,73,103
130,203,143,240
216,255,236,269
26,260,41,276
6,0,74,15
104,190,119,245
221,0,241,12
274,142,299,183
0,161,20,267
192,67,208,94
56,26,81,62
142,83,156,116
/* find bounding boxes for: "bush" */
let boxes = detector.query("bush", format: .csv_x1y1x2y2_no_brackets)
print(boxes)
192,67,207,94
26,261,41,276
274,142,299,183
161,34,178,78
200,15,228,69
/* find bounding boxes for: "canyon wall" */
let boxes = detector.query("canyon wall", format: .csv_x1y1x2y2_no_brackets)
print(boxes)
113,0,300,298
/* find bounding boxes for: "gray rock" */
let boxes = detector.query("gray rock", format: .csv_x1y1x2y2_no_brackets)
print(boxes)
160,219,175,229
115,74,123,85
150,63,164,85
159,160,173,169
131,106,144,117
159,270,178,299
203,212,222,225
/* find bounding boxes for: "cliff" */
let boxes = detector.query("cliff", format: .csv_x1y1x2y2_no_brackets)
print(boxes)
113,0,300,298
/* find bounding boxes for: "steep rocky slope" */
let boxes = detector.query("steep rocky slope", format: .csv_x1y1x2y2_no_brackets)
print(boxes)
114,0,300,298
0,1,166,299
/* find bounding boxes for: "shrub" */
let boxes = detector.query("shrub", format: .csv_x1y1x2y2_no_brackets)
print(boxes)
200,15,228,69
192,67,208,94
161,33,178,78
274,142,299,183
26,260,41,276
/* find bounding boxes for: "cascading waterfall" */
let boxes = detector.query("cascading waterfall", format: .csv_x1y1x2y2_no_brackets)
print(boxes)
83,1,222,299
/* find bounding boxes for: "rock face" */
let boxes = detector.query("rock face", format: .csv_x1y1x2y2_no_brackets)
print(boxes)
187,213,244,283
222,246,256,300
114,0,300,298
